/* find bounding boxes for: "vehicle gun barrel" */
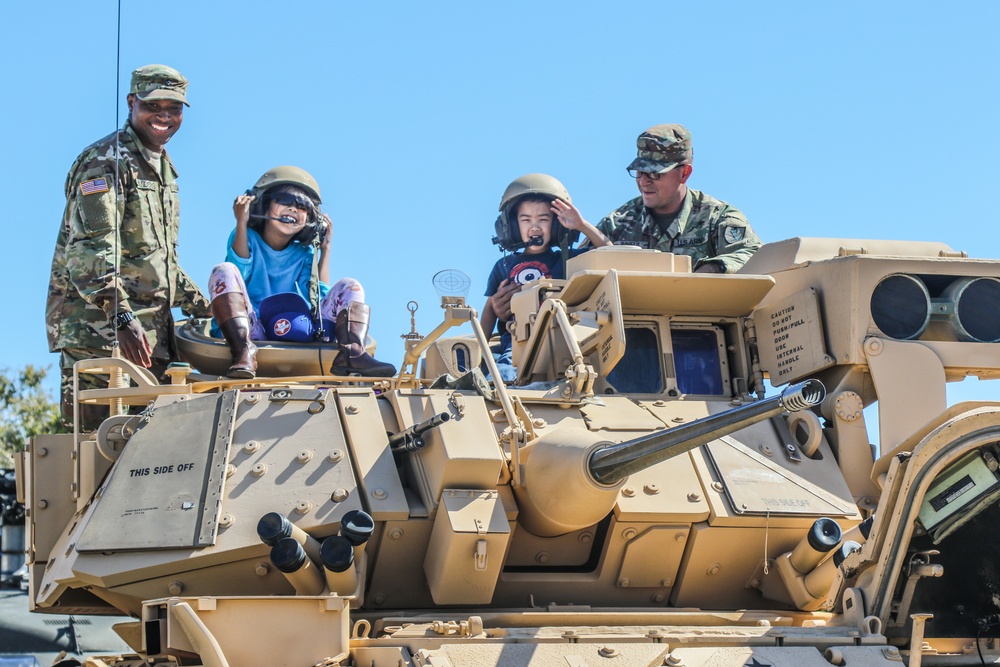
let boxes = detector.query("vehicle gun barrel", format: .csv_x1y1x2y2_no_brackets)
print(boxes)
388,411,451,453
588,379,826,485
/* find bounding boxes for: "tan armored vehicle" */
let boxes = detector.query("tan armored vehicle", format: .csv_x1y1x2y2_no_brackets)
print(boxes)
15,239,1000,667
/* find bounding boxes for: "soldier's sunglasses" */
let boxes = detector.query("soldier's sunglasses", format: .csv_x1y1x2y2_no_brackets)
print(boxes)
269,192,314,210
627,168,662,181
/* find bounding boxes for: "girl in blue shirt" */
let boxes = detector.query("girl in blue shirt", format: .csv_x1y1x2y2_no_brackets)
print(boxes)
207,166,395,379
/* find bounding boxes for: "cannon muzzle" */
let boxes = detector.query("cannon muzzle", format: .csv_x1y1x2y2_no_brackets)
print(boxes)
589,379,826,485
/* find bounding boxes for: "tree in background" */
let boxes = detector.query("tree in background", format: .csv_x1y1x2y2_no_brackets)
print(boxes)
1,366,65,468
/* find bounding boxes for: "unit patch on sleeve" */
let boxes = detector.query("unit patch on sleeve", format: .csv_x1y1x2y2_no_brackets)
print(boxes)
724,225,746,244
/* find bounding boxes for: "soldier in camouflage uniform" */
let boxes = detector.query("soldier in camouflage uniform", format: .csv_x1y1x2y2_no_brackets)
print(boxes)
593,124,762,274
46,64,210,430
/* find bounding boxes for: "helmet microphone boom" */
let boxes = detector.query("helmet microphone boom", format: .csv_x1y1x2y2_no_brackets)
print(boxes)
250,214,298,224
503,236,547,251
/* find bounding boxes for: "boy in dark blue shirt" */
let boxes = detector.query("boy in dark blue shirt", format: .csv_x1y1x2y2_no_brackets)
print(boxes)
482,173,610,382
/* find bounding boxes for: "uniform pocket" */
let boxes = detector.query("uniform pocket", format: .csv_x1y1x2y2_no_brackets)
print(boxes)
77,174,118,234
122,179,163,257
162,182,180,243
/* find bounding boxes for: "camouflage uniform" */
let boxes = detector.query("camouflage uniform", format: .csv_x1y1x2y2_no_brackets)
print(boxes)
596,124,762,273
46,65,210,428
596,189,762,273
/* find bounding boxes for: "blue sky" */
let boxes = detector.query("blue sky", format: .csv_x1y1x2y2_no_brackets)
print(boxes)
3,2,999,410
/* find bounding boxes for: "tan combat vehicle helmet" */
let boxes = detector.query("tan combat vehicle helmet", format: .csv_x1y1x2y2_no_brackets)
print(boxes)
253,165,323,203
248,166,324,239
494,173,576,251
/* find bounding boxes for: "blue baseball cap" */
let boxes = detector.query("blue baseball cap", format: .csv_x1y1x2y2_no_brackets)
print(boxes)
259,293,314,343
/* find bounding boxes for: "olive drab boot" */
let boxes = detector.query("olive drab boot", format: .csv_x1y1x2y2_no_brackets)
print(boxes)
211,292,258,379
331,302,397,377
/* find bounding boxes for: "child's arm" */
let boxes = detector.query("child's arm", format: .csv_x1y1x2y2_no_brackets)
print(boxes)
480,299,498,339
482,277,520,337
231,194,253,258
552,199,612,247
317,213,332,284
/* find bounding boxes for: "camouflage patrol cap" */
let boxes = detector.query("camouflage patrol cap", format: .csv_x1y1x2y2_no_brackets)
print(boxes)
627,124,693,174
130,64,189,106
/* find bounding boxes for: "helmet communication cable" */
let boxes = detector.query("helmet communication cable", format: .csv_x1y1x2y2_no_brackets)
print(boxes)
309,230,325,372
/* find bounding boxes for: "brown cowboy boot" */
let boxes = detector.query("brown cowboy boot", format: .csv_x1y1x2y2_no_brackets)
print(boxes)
330,302,397,377
211,292,258,379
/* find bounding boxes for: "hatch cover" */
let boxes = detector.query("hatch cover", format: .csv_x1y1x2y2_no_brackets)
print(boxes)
77,391,238,551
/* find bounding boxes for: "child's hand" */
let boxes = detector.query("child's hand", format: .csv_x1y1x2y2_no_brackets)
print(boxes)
319,214,332,252
552,199,586,230
233,194,254,227
489,278,520,321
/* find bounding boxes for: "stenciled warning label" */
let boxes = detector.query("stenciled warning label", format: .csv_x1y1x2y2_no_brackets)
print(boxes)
753,288,832,382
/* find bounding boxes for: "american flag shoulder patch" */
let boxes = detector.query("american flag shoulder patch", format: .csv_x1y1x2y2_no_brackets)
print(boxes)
80,178,110,196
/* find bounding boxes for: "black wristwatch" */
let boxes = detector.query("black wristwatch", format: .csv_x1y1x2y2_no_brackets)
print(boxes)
112,311,136,330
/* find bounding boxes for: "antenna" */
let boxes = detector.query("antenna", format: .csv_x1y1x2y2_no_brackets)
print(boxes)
112,0,123,354
401,301,423,343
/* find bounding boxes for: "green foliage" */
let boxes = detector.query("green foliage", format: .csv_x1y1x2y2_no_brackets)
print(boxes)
0,365,65,468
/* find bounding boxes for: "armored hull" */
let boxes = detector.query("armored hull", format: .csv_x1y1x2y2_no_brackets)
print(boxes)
16,241,1000,666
